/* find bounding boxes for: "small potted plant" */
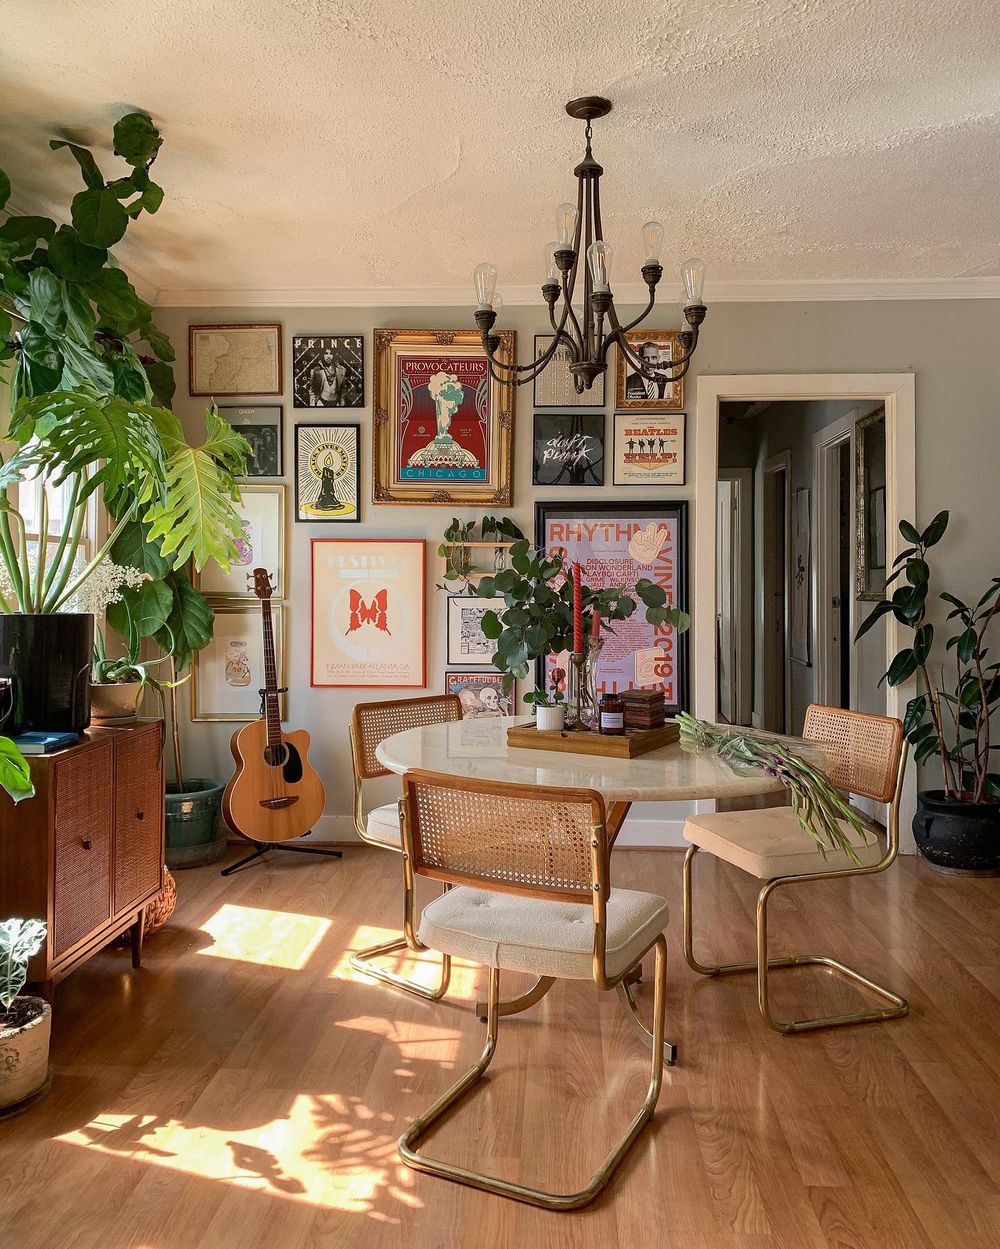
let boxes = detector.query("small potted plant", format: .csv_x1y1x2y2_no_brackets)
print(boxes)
0,919,50,1117
856,510,1000,873
526,667,567,731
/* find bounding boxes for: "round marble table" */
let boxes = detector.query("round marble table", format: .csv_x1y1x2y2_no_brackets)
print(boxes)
375,715,821,1048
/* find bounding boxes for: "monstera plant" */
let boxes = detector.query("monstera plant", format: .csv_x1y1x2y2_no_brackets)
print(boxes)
0,111,248,750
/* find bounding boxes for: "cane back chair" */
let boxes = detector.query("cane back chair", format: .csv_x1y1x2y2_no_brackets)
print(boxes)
349,695,463,1000
396,769,669,1211
682,703,909,1033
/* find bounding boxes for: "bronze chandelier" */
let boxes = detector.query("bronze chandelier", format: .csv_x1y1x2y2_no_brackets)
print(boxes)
473,96,707,393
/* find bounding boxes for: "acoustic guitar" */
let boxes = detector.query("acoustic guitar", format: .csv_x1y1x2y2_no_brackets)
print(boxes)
222,568,326,843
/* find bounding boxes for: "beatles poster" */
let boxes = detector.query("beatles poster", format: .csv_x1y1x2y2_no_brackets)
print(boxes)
310,539,425,687
535,502,689,712
612,412,685,486
373,329,515,506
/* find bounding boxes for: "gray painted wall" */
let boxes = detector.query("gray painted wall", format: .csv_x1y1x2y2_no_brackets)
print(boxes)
153,298,1000,842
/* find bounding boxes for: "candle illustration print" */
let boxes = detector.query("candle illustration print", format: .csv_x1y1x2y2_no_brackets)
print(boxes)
295,425,360,522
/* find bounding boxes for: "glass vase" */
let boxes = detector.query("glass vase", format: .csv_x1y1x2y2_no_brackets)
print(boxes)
565,638,603,731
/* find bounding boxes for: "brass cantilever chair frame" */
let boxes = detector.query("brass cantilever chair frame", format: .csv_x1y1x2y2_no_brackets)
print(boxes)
395,769,668,1211
683,704,909,1034
348,694,463,1001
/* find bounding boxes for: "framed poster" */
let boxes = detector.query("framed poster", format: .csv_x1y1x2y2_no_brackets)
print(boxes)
791,487,811,666
189,324,281,397
446,595,504,667
445,671,514,718
192,484,286,600
535,501,689,713
218,404,282,477
295,424,360,523
532,334,604,408
292,335,364,408
191,604,285,722
612,412,685,486
311,538,425,687
372,328,515,506
532,412,604,486
614,330,684,411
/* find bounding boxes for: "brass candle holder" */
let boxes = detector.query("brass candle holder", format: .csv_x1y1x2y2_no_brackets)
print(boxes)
569,650,588,731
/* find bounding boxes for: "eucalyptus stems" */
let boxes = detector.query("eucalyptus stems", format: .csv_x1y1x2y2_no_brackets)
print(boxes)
676,714,869,862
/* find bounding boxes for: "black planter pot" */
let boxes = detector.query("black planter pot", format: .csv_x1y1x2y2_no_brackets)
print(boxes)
0,613,94,735
912,790,1000,876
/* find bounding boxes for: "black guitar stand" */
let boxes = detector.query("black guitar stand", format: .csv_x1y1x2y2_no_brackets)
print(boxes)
220,687,343,877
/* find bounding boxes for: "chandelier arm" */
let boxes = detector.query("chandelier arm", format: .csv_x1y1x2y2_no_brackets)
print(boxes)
478,301,579,376
616,289,657,336
559,269,586,362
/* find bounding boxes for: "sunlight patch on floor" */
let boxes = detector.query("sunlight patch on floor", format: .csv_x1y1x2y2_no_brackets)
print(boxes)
56,1093,422,1215
198,903,332,970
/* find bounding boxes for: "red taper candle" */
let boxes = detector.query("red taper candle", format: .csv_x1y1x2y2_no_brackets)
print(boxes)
572,562,583,655
591,609,602,640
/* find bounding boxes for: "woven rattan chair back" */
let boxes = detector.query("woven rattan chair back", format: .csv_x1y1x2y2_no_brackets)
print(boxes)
402,769,607,903
802,703,904,804
351,694,463,781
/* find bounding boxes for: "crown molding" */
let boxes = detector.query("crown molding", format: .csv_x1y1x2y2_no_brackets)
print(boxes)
152,276,1000,309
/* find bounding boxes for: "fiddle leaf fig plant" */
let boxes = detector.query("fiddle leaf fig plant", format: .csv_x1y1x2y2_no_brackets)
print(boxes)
856,510,1000,802
475,538,689,688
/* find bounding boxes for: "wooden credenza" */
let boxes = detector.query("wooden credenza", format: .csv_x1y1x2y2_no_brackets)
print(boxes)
0,719,165,993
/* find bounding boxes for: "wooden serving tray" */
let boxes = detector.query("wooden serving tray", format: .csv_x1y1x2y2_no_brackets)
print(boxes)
506,720,680,759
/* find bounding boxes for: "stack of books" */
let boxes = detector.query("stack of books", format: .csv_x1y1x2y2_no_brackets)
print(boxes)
620,689,667,731
10,731,80,755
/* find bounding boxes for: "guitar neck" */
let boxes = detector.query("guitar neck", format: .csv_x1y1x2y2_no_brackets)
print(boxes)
260,597,281,748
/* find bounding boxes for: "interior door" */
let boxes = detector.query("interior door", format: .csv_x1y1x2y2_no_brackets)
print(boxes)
716,480,736,723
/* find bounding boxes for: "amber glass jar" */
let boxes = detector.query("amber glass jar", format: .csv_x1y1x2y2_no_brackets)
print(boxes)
598,692,625,735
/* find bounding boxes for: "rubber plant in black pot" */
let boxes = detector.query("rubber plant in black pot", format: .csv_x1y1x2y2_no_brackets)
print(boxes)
0,113,249,865
856,511,1000,874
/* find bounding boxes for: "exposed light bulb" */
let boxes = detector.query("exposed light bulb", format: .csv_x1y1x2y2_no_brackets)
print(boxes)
587,240,612,292
473,262,498,310
491,293,503,316
555,202,578,249
681,257,706,305
641,220,664,264
543,241,560,283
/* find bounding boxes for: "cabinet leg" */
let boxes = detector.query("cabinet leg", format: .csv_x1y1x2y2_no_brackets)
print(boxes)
130,910,145,969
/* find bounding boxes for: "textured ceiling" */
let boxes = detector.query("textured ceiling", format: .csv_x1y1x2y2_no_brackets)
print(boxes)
4,0,1000,302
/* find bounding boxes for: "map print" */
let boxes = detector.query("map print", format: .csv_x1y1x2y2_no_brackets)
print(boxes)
190,325,281,395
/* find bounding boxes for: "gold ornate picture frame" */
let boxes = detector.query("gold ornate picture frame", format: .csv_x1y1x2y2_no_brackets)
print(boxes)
372,328,516,506
614,329,684,411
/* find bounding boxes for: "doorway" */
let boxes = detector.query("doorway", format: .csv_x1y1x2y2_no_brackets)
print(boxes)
696,374,917,847
761,451,791,733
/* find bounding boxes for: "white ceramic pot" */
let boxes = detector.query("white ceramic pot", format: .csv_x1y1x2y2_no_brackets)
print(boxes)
90,680,142,724
0,996,51,1115
536,705,566,732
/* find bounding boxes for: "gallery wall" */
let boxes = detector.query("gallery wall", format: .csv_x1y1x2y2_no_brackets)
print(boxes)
153,297,1000,846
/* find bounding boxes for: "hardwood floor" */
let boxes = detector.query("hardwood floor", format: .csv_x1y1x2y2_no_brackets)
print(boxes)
2,844,1000,1248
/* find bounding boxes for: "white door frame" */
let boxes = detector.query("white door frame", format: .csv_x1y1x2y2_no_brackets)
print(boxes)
812,410,858,709
762,450,792,733
694,374,917,848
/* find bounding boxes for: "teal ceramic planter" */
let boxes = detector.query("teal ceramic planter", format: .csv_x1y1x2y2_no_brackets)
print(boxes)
165,778,227,869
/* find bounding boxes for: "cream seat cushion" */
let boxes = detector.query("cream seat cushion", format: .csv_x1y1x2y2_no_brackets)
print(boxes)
418,886,668,981
365,802,401,849
683,807,885,880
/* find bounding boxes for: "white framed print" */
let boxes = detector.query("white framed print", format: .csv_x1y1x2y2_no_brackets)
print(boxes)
612,412,685,486
446,595,503,667
192,484,286,600
192,604,286,722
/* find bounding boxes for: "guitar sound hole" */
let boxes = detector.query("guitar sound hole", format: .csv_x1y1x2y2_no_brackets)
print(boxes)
264,743,289,767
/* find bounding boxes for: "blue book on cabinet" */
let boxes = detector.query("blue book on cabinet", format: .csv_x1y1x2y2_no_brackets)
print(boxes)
9,731,80,755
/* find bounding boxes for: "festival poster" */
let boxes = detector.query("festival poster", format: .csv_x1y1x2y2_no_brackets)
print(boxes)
395,352,491,485
612,412,685,486
536,504,689,712
310,539,425,687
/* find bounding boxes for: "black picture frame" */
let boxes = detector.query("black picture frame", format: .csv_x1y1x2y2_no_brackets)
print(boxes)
218,404,283,478
294,423,361,523
611,411,686,486
532,412,605,486
532,334,605,409
292,335,364,408
534,500,689,714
